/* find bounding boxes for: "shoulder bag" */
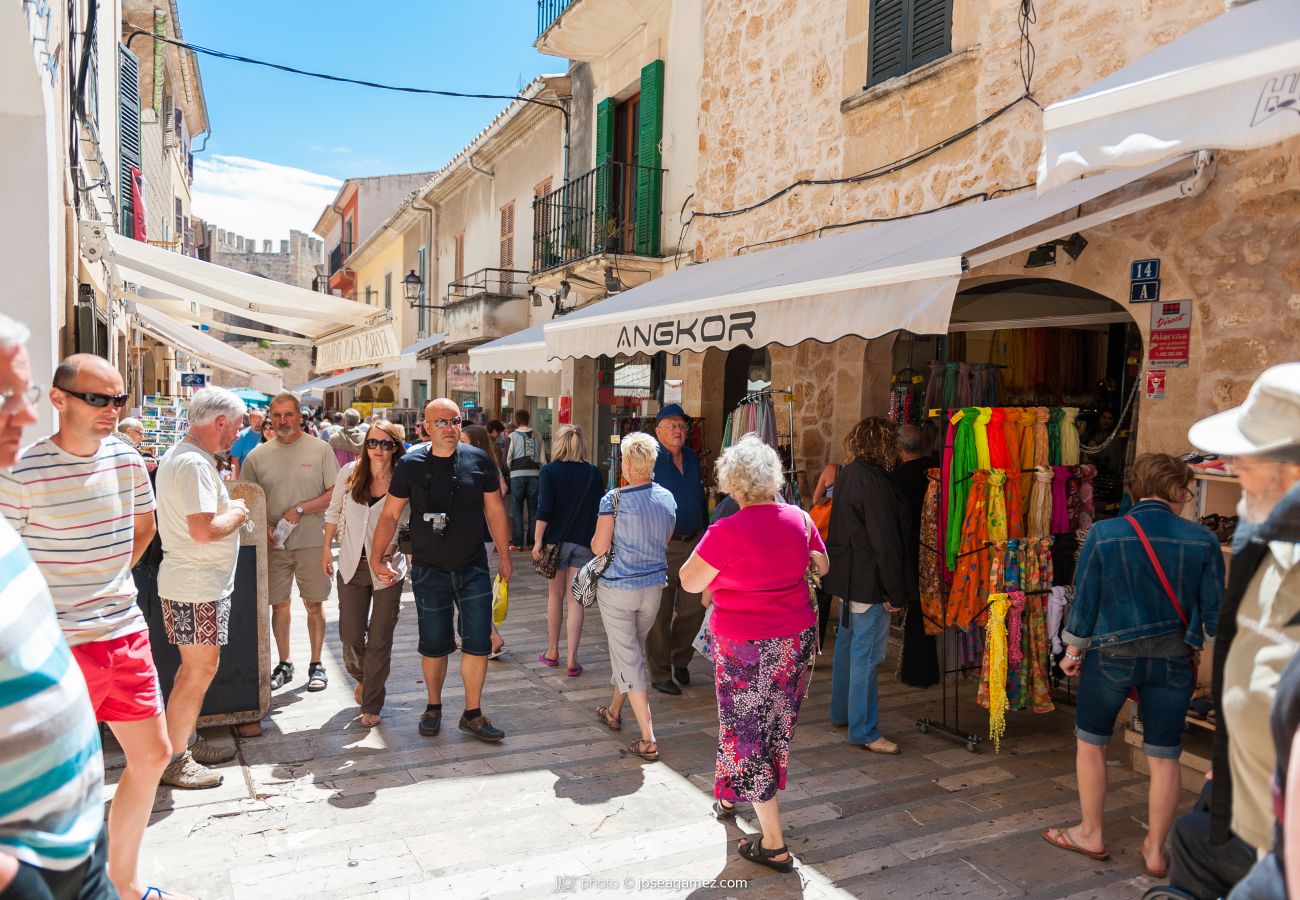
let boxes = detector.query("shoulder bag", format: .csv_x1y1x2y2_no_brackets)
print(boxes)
533,467,596,579
1124,514,1197,695
571,489,621,607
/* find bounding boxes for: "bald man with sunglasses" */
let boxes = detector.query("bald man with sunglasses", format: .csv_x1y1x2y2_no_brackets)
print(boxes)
0,354,187,900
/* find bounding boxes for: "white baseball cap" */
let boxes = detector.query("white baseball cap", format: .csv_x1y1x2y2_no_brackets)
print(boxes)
1188,362,1300,457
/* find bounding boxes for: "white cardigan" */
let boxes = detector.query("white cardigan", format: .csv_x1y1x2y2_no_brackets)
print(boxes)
324,462,409,583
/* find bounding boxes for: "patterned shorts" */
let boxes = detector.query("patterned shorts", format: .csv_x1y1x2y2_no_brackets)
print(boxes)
162,596,232,646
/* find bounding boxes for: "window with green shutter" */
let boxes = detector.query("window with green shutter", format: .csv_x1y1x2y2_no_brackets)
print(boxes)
594,97,615,241
634,60,664,256
866,0,952,87
118,44,142,239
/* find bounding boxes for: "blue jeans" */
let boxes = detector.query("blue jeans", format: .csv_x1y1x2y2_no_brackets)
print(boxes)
1075,650,1194,758
510,474,539,546
830,603,890,744
411,564,493,658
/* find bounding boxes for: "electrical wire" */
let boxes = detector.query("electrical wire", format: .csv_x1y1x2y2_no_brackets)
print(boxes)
674,192,694,269
122,30,571,119
1019,0,1039,99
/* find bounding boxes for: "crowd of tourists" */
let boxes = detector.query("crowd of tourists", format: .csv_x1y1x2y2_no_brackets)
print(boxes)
0,303,1298,897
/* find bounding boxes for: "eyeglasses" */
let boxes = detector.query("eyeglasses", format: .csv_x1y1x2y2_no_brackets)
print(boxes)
366,438,399,451
57,388,129,409
427,417,464,429
1,385,40,414
658,421,687,432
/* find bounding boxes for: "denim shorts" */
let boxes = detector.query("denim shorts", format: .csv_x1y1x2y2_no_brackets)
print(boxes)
1075,651,1194,759
556,541,594,570
411,564,493,658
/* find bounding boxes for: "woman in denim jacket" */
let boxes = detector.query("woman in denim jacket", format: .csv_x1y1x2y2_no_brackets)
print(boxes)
1045,453,1224,877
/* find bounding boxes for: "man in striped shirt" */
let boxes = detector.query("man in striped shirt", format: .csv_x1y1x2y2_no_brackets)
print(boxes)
0,321,114,898
1,353,182,900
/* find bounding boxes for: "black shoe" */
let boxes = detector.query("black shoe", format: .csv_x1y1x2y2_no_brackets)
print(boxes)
459,713,505,742
306,662,327,692
270,661,294,690
674,666,691,685
419,710,442,737
651,681,682,696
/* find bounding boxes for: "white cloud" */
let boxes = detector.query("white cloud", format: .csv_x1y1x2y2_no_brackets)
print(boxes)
190,154,341,242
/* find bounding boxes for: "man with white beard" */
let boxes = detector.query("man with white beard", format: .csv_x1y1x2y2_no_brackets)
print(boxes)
1167,363,1300,899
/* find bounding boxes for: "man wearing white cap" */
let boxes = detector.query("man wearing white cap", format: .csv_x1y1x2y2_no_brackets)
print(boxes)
1169,363,1300,899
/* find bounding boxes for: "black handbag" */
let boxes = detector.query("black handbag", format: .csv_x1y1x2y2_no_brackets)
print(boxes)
532,467,596,579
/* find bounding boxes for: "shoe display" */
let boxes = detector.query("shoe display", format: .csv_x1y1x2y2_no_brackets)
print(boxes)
160,752,223,790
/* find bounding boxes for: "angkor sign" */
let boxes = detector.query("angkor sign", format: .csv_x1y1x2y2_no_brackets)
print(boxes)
315,322,400,372
615,311,757,351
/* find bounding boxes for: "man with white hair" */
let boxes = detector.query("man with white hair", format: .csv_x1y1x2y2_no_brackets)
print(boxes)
0,351,172,900
155,387,251,789
0,316,116,898
1168,362,1300,898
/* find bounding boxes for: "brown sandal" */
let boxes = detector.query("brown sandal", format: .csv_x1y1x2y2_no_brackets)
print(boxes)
622,739,659,761
595,705,622,731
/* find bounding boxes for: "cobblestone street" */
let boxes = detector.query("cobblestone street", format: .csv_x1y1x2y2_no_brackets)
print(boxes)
102,566,1191,899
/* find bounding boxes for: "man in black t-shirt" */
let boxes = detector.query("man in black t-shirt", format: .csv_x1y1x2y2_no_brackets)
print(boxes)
371,398,513,742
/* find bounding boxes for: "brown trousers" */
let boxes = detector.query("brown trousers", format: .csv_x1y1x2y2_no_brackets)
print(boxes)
337,563,403,714
644,536,706,684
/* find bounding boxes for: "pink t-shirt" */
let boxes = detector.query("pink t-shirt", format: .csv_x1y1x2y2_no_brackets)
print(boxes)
695,503,826,641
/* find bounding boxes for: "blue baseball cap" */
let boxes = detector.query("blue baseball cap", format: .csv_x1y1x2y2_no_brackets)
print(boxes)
655,403,691,425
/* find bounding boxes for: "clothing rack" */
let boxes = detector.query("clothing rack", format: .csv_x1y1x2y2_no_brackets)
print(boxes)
722,385,802,505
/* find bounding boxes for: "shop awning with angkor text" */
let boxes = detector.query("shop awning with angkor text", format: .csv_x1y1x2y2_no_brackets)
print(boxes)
542,158,1207,361
1038,0,1300,191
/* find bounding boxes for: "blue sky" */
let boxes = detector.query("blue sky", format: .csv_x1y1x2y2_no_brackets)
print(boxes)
185,0,559,240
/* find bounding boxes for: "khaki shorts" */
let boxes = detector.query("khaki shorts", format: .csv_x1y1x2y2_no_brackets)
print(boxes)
268,546,330,605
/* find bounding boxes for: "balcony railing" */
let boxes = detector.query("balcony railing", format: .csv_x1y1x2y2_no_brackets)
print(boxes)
446,268,529,303
328,241,354,276
531,159,664,274
537,0,574,38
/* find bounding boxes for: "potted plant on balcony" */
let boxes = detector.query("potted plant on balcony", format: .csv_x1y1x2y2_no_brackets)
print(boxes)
603,217,621,254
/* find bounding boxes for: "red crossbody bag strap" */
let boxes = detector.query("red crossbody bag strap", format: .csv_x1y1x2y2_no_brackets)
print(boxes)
1124,515,1189,626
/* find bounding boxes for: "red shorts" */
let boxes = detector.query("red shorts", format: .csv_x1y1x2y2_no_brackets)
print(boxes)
70,631,164,722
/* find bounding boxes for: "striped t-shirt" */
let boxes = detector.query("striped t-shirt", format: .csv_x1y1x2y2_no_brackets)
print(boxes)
0,518,104,871
0,436,155,646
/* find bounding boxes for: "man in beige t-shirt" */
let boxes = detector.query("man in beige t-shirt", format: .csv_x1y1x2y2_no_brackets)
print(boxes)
240,392,338,692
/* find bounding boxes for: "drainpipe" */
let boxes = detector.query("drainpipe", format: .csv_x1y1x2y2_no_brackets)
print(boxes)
410,196,438,335
466,154,494,180
152,11,165,113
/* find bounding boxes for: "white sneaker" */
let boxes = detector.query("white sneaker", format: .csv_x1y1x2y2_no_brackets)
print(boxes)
161,751,223,789
189,736,237,765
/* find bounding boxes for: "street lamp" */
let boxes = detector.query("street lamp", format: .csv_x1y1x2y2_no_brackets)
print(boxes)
403,270,423,305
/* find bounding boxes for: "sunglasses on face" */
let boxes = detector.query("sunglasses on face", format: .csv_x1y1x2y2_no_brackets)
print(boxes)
428,417,463,429
58,388,130,409
366,438,398,451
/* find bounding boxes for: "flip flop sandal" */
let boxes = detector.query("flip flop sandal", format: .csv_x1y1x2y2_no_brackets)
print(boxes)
488,645,507,660
1041,827,1111,861
566,664,583,677
737,837,794,873
595,705,622,731
538,652,559,667
621,739,659,761
360,714,381,728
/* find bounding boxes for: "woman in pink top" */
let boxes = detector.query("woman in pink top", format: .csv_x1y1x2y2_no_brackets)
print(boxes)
681,435,828,874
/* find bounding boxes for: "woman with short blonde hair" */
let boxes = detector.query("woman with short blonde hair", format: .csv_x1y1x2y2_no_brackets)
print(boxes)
533,425,602,675
590,431,678,761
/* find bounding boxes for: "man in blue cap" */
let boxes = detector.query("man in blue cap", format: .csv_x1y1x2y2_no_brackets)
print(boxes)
645,403,708,695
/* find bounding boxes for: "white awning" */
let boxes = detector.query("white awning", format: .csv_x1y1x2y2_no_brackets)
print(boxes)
1038,0,1300,191
308,368,387,392
108,232,382,340
132,303,284,393
395,333,447,369
468,322,559,374
544,160,1196,360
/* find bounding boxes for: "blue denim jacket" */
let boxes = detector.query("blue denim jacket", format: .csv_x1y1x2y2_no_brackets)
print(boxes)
1063,500,1225,651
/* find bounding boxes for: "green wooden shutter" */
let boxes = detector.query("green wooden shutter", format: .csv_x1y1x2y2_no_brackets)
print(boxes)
118,44,142,238
594,97,615,248
909,0,952,68
634,59,664,256
867,0,906,86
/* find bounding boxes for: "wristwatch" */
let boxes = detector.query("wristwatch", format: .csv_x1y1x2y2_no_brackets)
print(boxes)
295,506,304,516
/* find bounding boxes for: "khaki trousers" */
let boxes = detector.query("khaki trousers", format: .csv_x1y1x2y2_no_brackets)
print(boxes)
336,563,403,714
644,536,706,684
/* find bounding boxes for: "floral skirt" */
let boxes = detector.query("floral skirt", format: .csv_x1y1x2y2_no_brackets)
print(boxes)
713,626,816,804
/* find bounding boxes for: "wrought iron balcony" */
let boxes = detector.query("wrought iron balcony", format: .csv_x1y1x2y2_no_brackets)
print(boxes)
537,0,574,38
446,267,529,304
531,159,664,275
328,241,353,276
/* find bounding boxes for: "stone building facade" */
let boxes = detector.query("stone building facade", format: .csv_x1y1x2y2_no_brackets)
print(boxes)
685,0,1299,491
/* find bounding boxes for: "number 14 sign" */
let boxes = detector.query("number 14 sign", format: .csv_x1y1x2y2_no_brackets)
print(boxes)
1131,259,1160,281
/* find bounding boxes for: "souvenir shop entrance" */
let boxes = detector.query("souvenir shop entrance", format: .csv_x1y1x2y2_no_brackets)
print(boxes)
891,277,1144,752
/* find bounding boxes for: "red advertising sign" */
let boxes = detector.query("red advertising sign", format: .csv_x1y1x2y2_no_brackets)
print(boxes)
558,395,571,424
1148,300,1191,367
1146,369,1166,400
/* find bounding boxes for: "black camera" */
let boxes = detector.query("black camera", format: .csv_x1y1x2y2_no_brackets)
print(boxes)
423,512,450,535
